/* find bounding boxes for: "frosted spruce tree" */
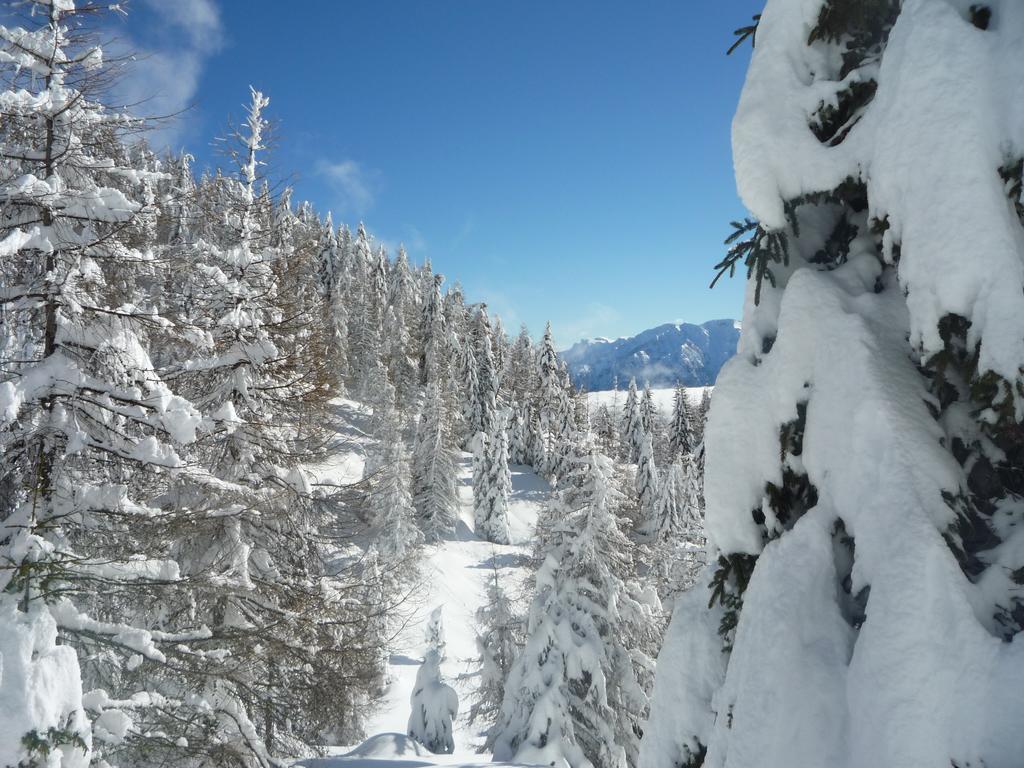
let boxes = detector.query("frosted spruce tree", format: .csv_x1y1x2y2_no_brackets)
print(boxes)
592,403,621,459
649,456,705,604
348,223,382,398
493,447,662,768
507,405,531,466
505,324,537,406
425,605,447,662
467,304,499,438
164,90,367,760
492,314,510,391
318,214,351,392
635,431,660,535
622,378,644,463
640,382,658,438
667,383,694,459
473,412,513,544
420,273,446,386
412,382,459,541
642,3,1024,767
692,388,712,446
370,400,424,564
535,323,566,471
385,246,419,410
408,650,459,754
470,559,524,747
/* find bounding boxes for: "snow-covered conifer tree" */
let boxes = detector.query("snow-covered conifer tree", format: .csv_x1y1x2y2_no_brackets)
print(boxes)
635,432,660,534
471,560,524,745
348,223,381,397
505,324,536,405
692,388,712,446
316,211,340,296
0,4,223,762
467,304,499,438
667,384,694,459
407,650,459,754
384,302,417,411
318,214,350,392
386,246,419,409
536,323,562,420
389,244,416,322
546,388,579,484
369,404,424,564
648,455,704,603
493,448,662,768
575,386,591,433
622,378,645,463
474,413,512,545
162,90,362,760
424,605,447,661
593,404,620,459
492,314,509,393
643,3,1024,767
507,405,531,466
420,273,446,386
652,456,700,544
640,382,658,436
412,383,459,541
527,408,547,471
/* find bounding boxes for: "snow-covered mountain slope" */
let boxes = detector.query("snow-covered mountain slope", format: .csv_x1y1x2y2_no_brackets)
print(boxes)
360,456,547,752
560,319,740,391
302,400,552,766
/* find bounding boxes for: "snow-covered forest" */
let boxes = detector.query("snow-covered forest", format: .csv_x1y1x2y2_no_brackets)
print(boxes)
2,1,1023,768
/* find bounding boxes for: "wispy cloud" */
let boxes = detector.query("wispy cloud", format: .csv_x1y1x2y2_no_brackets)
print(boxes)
317,159,378,217
145,0,223,51
111,0,224,150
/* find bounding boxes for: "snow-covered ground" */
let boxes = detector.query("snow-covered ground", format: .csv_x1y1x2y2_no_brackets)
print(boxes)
298,733,526,768
301,399,552,767
359,456,547,751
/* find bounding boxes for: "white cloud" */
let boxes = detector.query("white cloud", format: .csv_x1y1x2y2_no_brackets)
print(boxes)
110,0,223,150
317,159,378,217
144,0,223,51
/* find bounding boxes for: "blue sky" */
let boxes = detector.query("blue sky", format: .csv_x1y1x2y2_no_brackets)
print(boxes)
118,0,763,346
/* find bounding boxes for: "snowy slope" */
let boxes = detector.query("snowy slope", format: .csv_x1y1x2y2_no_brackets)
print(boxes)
561,319,739,391
360,456,548,752
303,400,552,765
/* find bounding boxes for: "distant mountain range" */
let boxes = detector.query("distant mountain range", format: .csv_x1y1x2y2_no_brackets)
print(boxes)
560,319,740,391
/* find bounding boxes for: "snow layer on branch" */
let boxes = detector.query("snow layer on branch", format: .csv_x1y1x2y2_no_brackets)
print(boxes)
734,0,1024,388
705,509,853,768
407,650,458,755
675,5,1024,746
639,567,726,768
705,256,961,554
698,257,1024,764
0,601,91,767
